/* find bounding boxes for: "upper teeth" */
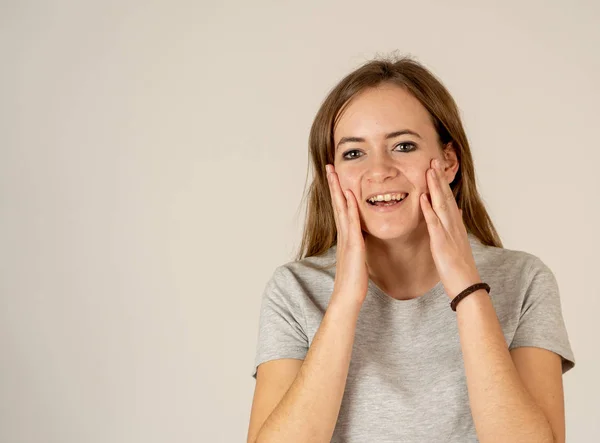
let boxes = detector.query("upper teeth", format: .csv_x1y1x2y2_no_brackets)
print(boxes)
367,193,407,203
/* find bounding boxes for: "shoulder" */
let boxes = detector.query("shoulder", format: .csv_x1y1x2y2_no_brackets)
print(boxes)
271,245,337,286
469,233,551,286
262,246,337,310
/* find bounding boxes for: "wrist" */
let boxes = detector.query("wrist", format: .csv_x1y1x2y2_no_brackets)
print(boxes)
446,271,482,300
450,283,491,311
328,292,363,317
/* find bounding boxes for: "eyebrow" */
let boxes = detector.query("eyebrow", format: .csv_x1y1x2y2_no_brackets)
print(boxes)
335,129,422,152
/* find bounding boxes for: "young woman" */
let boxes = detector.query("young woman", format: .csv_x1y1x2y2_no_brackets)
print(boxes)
247,56,575,443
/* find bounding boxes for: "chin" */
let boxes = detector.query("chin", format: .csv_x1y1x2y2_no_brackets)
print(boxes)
363,224,414,240
362,218,428,241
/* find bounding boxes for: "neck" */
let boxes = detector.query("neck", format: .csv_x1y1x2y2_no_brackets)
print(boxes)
364,223,440,300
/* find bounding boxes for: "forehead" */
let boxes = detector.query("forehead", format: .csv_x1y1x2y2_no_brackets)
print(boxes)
333,84,433,141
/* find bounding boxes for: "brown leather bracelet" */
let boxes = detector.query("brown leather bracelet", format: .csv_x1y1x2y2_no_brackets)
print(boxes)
450,282,490,311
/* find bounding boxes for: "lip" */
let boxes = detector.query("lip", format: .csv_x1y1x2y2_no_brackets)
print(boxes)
365,193,409,212
364,190,409,202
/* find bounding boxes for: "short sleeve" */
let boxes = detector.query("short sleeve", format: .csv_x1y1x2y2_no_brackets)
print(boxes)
251,266,309,379
509,257,576,374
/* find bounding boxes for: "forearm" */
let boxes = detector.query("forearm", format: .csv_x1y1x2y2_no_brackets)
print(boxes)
255,295,361,443
456,289,554,443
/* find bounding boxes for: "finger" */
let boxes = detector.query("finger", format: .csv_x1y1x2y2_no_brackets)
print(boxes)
326,165,349,235
326,167,342,233
428,159,459,224
420,192,441,230
426,166,448,226
344,189,363,247
330,169,349,234
433,158,459,210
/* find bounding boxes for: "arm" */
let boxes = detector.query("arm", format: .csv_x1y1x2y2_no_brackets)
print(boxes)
251,164,369,443
420,158,571,443
252,296,361,443
456,289,562,443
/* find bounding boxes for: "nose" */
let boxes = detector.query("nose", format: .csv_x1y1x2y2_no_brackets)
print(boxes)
365,153,397,183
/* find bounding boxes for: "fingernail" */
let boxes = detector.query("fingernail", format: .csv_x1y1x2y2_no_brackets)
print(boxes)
433,159,439,168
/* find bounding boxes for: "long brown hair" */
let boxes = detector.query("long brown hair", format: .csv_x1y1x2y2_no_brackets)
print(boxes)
295,54,503,262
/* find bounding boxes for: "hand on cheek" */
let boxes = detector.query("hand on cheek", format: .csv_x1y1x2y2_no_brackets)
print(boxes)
325,164,369,305
420,158,480,299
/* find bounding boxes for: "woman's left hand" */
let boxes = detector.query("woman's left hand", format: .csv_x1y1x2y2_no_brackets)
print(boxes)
420,158,482,299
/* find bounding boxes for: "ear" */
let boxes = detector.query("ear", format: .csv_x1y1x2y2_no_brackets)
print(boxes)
442,142,460,184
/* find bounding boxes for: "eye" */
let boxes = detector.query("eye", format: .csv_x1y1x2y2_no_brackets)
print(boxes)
394,142,416,152
342,149,363,160
341,142,416,160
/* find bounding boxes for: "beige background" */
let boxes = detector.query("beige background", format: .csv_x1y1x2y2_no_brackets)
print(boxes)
1,1,598,442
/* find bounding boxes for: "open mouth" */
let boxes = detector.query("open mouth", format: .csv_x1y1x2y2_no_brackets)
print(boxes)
366,194,408,207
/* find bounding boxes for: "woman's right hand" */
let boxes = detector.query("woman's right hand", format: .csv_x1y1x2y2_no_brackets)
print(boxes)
326,164,369,308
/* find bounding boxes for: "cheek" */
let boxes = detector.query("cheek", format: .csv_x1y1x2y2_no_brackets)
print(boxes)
417,173,430,191
406,168,430,192
337,173,360,193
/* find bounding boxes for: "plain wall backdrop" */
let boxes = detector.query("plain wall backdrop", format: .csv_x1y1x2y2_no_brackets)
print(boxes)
1,0,599,442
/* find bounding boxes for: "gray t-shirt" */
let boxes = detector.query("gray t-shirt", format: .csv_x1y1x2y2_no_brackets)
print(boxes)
251,233,575,442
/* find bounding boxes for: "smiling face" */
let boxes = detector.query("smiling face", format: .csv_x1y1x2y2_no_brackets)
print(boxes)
332,82,458,240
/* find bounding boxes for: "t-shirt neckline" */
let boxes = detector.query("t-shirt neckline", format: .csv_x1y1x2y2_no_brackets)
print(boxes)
367,277,446,309
328,232,482,310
